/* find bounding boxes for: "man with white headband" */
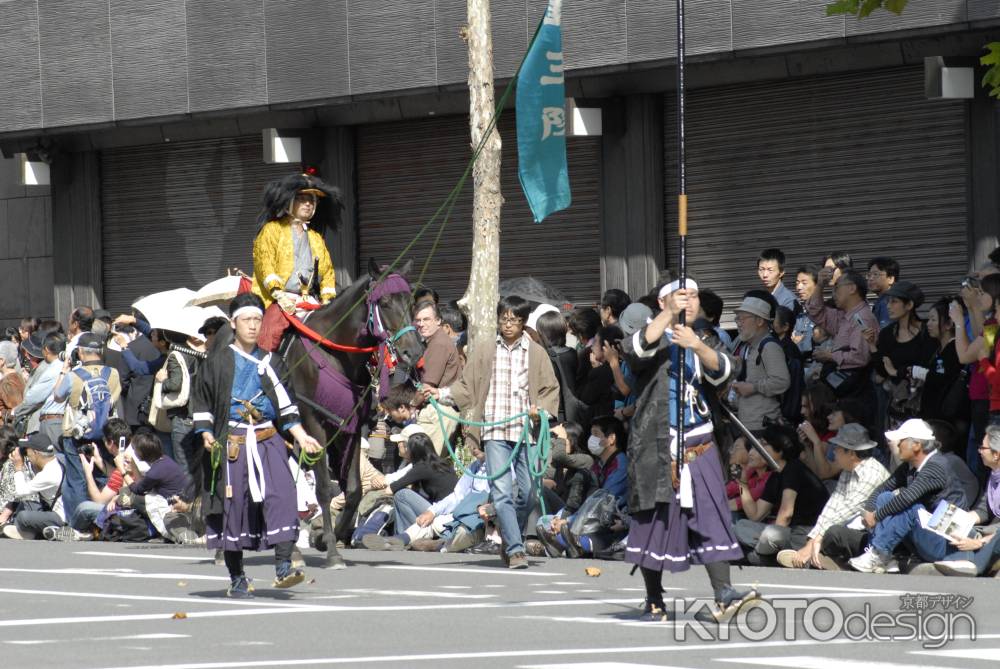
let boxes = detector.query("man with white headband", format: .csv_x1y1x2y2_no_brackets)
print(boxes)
621,276,758,623
191,292,323,598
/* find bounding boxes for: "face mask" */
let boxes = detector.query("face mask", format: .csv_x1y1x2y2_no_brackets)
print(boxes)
587,435,604,456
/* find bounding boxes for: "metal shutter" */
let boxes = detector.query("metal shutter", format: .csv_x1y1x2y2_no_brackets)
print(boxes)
357,115,601,305
664,66,969,321
101,136,297,314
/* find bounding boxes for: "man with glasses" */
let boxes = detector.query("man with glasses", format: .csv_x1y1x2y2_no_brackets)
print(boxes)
425,295,559,569
808,267,878,399
866,257,900,330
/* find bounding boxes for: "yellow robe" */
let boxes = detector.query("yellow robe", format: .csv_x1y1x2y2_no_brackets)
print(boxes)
252,219,336,307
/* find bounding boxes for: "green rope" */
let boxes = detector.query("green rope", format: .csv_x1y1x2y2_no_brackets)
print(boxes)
425,393,551,516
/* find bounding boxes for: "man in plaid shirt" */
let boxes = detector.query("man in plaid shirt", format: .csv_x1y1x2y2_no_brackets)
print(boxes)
777,423,889,569
427,295,560,569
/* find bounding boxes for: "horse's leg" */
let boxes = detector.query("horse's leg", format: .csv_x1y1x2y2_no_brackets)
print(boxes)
304,413,346,570
333,433,363,546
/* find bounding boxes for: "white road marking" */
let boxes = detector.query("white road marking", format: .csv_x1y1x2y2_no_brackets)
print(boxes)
520,664,688,669
6,633,188,646
0,567,227,582
439,585,471,589
0,587,307,609
341,588,494,600
577,589,601,593
75,550,213,562
716,656,956,669
376,565,565,576
551,581,584,585
535,590,566,594
741,583,943,596
911,647,1000,661
79,637,872,669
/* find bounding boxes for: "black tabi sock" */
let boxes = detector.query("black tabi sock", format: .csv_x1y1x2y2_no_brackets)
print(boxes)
640,566,665,607
223,550,244,579
704,561,732,600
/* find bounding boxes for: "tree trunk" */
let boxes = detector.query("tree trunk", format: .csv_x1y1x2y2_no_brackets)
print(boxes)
458,0,503,356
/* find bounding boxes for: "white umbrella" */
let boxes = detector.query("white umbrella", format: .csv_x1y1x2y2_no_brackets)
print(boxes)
132,288,196,325
188,275,246,307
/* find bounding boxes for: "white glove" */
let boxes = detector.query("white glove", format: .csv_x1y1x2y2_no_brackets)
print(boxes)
910,365,929,382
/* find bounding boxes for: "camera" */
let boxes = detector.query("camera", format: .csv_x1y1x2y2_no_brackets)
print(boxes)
79,444,96,458
961,276,981,291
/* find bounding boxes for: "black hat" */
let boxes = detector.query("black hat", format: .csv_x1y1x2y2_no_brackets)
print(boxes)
93,309,112,323
883,281,924,310
21,432,56,454
20,331,44,359
77,332,105,350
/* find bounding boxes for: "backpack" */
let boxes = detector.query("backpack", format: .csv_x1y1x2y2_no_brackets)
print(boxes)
102,510,153,542
737,335,804,424
63,366,115,441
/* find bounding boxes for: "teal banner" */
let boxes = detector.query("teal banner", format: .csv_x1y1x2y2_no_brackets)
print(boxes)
517,0,571,223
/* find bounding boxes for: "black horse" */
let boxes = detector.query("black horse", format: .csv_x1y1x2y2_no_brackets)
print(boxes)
284,259,423,568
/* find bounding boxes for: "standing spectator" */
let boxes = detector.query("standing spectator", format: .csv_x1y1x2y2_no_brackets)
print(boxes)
426,295,560,570
157,335,207,492
0,341,25,423
822,250,854,288
535,310,587,426
18,317,39,345
699,289,734,352
777,423,889,570
793,266,820,354
65,306,95,357
808,267,878,401
567,307,601,388
2,433,65,540
438,303,466,347
730,292,789,431
52,332,122,525
599,289,631,327
734,424,829,566
757,248,797,310
919,298,968,434
873,281,935,426
13,333,68,445
414,300,462,389
867,257,900,329
773,306,805,424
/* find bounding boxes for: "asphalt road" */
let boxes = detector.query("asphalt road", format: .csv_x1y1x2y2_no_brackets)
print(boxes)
0,540,997,669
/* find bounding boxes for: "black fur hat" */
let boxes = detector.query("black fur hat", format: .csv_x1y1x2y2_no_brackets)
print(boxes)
256,172,342,230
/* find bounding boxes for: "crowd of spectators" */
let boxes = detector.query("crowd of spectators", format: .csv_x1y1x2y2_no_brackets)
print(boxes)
2,244,1000,581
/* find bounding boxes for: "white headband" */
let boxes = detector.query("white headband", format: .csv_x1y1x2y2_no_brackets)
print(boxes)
231,306,264,320
659,279,699,299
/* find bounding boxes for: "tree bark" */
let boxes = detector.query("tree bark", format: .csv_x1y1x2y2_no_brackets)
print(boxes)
458,0,503,356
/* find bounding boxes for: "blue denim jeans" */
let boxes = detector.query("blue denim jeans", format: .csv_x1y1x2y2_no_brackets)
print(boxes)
71,500,106,531
870,491,949,561
57,438,89,523
484,439,533,556
393,487,431,532
941,531,1000,574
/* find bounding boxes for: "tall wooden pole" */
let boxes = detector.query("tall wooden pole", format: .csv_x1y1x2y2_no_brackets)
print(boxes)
675,0,688,484
458,0,503,355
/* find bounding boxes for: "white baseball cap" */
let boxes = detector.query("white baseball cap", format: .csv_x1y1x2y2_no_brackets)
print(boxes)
389,424,427,443
885,418,935,442
526,303,560,330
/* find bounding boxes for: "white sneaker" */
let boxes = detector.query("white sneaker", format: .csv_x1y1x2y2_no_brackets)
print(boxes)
2,524,24,540
43,525,91,542
934,560,977,577
849,546,892,573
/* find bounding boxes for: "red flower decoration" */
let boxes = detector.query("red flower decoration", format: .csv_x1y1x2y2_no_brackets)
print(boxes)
304,166,319,176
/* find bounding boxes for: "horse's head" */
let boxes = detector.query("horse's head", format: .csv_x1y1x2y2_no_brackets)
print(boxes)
366,258,424,382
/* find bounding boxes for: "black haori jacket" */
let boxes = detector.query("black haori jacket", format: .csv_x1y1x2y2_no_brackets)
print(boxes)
190,340,301,515
620,325,733,513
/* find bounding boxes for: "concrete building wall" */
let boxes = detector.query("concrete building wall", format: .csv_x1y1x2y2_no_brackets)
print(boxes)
0,157,53,328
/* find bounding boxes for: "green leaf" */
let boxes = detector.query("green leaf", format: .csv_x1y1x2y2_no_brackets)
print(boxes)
826,0,859,16
981,43,1000,99
884,0,909,15
859,0,885,18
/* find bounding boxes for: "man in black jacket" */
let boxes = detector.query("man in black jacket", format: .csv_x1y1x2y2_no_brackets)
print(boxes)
849,418,969,573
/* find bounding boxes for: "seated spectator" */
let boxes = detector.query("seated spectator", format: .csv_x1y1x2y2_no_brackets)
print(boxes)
934,424,1000,577
70,419,133,538
793,265,819,354
599,289,631,327
776,423,889,569
115,432,189,537
726,437,772,521
538,415,629,558
757,248,797,310
316,437,390,548
730,291,789,431
808,267,877,401
798,396,867,482
848,419,970,573
541,421,595,516
2,433,66,540
0,426,33,528
362,431,458,549
796,383,837,481
382,382,456,458
734,424,829,566
364,443,491,552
